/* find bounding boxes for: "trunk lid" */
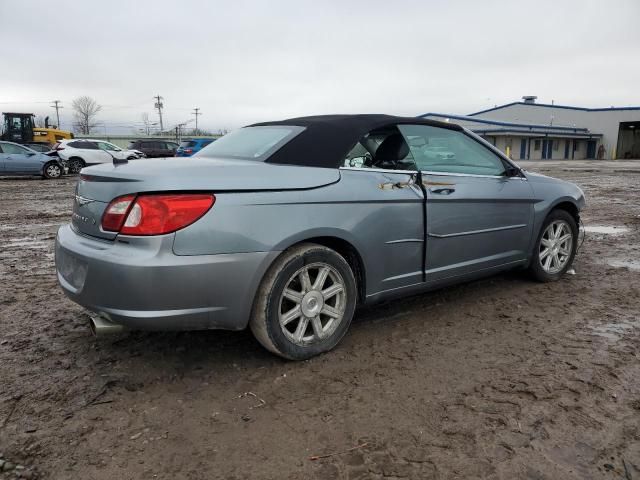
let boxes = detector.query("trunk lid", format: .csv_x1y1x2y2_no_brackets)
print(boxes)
71,157,340,240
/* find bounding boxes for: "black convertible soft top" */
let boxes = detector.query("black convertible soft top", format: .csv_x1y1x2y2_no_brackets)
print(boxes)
250,114,462,169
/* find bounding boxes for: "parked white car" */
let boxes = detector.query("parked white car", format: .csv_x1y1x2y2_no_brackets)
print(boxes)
55,139,144,173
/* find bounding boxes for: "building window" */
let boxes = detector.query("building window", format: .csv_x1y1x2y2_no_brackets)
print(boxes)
534,140,541,151
553,140,559,151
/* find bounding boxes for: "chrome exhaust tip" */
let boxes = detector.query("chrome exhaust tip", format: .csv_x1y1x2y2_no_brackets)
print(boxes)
88,313,125,337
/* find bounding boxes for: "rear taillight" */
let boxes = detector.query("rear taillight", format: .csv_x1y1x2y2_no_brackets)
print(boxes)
184,148,193,154
101,194,214,236
101,194,135,232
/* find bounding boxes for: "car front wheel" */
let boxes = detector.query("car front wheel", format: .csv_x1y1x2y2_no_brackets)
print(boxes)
250,243,357,360
43,162,62,179
529,209,578,282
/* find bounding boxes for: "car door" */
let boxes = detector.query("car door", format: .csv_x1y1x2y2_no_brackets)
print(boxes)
2,143,42,174
74,141,104,164
339,129,424,295
96,142,121,163
146,141,159,157
164,142,178,157
397,124,534,283
153,141,166,157
0,144,6,173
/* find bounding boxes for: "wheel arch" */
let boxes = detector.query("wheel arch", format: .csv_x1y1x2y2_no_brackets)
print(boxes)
270,230,367,305
42,160,62,178
527,198,581,268
550,199,580,224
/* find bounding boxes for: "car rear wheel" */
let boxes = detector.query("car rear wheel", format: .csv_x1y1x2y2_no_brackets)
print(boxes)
250,243,357,360
69,157,85,174
529,209,578,282
43,162,62,179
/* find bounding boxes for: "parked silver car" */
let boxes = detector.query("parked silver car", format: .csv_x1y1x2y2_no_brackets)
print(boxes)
55,115,585,359
0,141,67,178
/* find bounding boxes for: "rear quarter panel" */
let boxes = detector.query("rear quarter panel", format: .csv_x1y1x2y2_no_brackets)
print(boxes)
172,169,424,296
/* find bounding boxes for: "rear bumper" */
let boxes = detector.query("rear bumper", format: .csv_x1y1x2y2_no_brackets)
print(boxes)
55,224,278,331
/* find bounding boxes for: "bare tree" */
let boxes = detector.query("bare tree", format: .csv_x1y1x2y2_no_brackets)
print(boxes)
72,96,102,134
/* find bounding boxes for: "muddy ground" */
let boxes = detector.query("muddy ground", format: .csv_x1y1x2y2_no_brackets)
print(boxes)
1,162,639,480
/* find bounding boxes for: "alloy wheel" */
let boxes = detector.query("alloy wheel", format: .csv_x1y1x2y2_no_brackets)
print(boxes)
539,220,573,274
46,164,61,178
278,262,347,346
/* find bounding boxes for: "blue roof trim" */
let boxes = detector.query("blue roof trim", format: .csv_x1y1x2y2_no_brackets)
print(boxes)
469,102,640,116
472,128,602,138
419,112,590,132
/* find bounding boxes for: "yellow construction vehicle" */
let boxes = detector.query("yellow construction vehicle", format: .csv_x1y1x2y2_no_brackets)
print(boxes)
1,112,73,147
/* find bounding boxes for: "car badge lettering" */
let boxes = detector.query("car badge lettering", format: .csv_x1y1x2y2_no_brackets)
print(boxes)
72,212,96,225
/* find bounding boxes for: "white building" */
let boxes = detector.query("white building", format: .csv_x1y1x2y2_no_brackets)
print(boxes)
421,96,640,160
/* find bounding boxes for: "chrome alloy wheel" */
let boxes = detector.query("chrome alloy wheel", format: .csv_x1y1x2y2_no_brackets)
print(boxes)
278,262,347,346
46,163,62,178
539,220,573,274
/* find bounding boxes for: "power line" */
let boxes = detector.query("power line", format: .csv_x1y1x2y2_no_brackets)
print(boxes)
154,95,164,132
50,100,63,128
192,107,202,133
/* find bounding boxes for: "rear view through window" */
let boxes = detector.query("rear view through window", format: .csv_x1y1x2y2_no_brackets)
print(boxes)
196,126,304,160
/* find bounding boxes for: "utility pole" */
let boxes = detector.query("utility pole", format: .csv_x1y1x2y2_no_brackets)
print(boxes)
154,95,164,133
192,108,201,134
50,100,63,128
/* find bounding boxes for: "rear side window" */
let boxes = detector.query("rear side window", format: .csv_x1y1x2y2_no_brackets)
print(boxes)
196,126,304,160
97,142,119,151
68,141,98,150
398,125,506,176
2,143,31,154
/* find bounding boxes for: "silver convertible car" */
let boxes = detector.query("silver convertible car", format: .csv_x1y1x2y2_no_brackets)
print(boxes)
56,115,585,359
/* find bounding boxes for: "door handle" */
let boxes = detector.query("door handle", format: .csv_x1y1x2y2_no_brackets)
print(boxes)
429,187,455,195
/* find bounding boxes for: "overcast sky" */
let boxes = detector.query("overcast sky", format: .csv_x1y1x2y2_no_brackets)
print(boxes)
1,0,639,134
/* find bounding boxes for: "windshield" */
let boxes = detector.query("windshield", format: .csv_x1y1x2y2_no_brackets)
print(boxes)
180,141,196,148
196,126,305,160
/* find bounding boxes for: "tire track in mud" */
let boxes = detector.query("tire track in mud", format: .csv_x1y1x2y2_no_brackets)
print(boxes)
1,170,640,479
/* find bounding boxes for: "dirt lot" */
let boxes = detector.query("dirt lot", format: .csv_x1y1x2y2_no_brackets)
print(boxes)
1,162,639,480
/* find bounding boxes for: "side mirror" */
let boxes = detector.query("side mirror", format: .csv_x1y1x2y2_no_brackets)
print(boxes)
505,165,522,177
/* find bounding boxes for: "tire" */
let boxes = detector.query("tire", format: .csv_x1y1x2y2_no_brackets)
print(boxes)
529,209,578,282
250,243,357,360
69,157,85,174
43,162,62,179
